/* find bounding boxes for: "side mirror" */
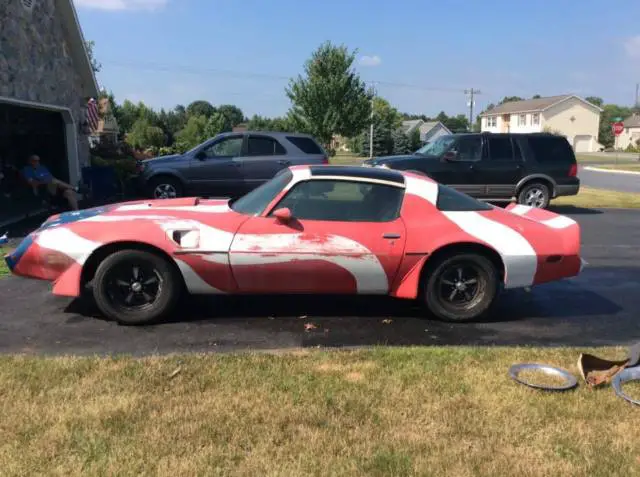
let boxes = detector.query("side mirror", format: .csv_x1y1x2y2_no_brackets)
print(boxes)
273,207,293,223
442,150,458,162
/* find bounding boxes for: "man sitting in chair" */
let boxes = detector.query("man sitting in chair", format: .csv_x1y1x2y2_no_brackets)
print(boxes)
22,154,79,211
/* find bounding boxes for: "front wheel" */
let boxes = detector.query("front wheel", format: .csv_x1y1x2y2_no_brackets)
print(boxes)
422,253,500,322
148,176,183,199
92,249,182,325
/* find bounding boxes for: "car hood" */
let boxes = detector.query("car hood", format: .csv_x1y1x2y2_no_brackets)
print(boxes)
142,154,185,165
366,154,438,165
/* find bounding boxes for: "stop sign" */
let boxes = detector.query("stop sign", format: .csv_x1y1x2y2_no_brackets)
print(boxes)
612,122,624,136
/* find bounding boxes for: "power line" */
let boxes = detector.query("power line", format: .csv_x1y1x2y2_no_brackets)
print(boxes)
101,59,477,94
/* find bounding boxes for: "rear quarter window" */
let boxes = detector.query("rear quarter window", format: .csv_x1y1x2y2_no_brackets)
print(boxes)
436,184,493,211
526,136,576,163
286,136,324,155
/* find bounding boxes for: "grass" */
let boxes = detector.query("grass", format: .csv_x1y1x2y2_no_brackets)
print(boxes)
590,164,640,172
331,152,362,165
0,248,9,278
553,187,640,209
1,347,639,476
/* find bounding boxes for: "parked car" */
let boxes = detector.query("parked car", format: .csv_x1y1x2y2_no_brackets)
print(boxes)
362,132,579,209
134,131,328,199
6,165,584,326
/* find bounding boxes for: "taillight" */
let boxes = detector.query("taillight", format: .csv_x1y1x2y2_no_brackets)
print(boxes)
568,164,577,177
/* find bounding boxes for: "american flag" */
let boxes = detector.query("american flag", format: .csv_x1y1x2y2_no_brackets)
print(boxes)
86,98,99,132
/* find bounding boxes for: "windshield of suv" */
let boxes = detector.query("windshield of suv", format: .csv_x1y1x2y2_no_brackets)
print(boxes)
230,169,293,215
415,135,456,156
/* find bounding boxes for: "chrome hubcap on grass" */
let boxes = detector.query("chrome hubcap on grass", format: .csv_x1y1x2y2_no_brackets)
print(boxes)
107,263,162,310
437,263,483,310
524,188,545,208
154,184,177,199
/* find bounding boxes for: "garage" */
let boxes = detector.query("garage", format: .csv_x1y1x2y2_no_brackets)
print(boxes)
0,99,79,226
573,135,593,153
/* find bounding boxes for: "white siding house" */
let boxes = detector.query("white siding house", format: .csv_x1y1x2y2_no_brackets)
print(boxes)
401,120,452,143
479,95,603,153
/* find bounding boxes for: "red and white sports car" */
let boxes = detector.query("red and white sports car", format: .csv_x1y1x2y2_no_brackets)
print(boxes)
5,165,585,325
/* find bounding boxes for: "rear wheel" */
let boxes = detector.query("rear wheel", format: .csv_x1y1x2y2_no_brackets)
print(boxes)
517,182,550,209
422,253,499,322
92,249,182,325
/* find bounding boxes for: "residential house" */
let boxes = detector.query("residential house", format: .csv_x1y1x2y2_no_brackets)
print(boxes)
401,120,452,143
330,135,351,153
619,113,640,149
479,95,603,153
0,0,99,191
89,97,120,147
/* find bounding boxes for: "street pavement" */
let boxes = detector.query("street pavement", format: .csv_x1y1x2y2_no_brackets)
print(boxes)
1,208,639,356
578,165,640,194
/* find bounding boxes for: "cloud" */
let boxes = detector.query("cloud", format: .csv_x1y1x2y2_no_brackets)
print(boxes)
73,0,168,11
359,55,382,67
624,35,640,58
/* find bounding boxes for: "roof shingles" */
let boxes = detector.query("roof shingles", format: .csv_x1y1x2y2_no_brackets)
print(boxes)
480,95,573,116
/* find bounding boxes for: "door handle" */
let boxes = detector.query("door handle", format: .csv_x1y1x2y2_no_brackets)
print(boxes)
278,160,291,165
383,233,401,239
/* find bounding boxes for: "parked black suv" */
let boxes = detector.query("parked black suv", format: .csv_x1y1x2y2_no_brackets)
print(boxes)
135,131,328,199
363,132,579,208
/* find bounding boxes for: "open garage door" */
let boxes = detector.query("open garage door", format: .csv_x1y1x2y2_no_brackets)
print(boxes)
573,135,593,153
0,100,78,226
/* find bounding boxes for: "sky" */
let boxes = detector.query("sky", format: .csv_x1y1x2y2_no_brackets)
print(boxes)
73,0,640,119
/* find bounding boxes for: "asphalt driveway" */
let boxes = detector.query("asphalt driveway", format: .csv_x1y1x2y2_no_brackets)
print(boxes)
1,207,639,355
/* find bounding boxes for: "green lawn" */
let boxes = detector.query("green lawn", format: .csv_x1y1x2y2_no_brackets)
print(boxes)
553,187,640,209
0,248,9,278
1,346,639,476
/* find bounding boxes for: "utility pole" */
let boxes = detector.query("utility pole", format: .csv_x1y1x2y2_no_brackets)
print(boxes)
369,83,376,158
465,88,481,131
635,83,639,109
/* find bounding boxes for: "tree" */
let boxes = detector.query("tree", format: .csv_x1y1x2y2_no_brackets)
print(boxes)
408,128,422,151
532,94,541,99
126,118,165,150
391,128,411,155
85,40,101,74
217,104,244,131
286,41,373,147
174,113,226,150
360,122,392,157
499,96,524,104
186,100,216,119
436,111,469,132
599,103,633,148
585,96,604,107
372,97,402,131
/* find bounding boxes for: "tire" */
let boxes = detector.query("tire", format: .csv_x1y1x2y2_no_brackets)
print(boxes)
422,253,500,323
92,249,182,325
517,182,550,209
148,176,183,199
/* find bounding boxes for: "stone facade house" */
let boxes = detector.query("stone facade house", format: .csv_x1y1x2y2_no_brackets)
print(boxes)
0,0,99,189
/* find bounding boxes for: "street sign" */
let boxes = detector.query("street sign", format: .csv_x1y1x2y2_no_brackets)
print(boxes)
612,122,624,136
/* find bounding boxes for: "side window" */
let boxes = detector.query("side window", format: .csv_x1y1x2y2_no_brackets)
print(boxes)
454,136,482,161
488,136,514,160
527,136,574,163
285,136,324,155
247,136,286,156
202,136,243,158
271,180,404,222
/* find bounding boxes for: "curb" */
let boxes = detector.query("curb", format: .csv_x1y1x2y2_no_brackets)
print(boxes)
584,166,640,176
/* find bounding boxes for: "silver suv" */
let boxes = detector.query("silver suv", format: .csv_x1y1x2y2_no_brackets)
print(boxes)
135,131,328,199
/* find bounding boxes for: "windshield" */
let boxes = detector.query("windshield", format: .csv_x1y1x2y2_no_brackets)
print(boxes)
230,169,293,215
415,135,456,156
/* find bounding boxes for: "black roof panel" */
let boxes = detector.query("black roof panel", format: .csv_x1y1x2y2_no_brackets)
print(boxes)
309,165,405,184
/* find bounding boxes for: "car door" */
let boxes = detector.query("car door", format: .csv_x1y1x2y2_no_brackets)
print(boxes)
240,134,291,194
228,179,407,294
472,134,524,199
434,135,483,196
184,134,245,197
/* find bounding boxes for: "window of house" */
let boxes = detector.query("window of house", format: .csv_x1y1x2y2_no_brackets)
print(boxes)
247,136,286,156
532,113,540,125
487,116,497,127
271,180,404,222
201,136,243,158
518,114,527,126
